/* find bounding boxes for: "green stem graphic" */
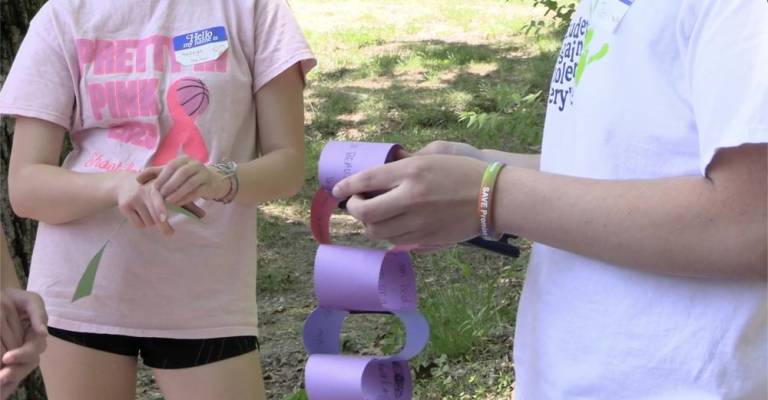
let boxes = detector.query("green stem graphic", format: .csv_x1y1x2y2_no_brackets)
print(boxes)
72,219,126,302
71,204,199,302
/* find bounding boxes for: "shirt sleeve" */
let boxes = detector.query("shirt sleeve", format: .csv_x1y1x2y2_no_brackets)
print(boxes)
0,3,76,130
684,0,768,175
252,0,317,93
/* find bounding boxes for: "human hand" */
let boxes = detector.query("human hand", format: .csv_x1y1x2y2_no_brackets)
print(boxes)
414,140,485,160
138,156,229,206
0,293,23,367
332,155,487,245
0,289,47,399
114,171,175,235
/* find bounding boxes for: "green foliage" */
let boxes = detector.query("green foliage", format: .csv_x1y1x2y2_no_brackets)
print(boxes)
459,88,543,147
414,353,515,399
421,283,506,358
378,281,503,359
523,0,577,34
283,390,308,400
259,266,296,293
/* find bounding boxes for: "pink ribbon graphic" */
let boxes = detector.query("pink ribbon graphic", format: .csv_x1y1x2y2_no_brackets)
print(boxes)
152,77,210,166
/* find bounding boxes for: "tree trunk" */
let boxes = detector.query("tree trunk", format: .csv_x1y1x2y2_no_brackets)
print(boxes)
2,0,49,398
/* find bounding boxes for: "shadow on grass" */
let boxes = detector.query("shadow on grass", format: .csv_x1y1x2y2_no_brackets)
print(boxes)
306,39,558,152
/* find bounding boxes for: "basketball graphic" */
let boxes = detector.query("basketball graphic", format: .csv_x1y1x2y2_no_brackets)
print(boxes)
151,77,211,166
176,78,210,118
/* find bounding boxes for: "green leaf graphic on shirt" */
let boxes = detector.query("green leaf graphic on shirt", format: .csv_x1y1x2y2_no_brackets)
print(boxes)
575,27,610,86
71,206,200,302
72,241,109,302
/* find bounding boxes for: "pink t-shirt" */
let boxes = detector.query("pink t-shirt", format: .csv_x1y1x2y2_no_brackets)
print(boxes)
0,0,316,338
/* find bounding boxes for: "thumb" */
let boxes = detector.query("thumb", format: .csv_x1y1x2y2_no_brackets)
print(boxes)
9,291,47,336
332,161,405,199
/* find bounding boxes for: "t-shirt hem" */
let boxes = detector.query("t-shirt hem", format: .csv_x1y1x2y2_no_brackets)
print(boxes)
700,126,768,175
253,50,317,93
48,316,260,339
0,104,71,131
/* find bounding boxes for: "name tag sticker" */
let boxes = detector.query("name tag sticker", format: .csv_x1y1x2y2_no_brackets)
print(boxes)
591,0,634,33
173,26,229,66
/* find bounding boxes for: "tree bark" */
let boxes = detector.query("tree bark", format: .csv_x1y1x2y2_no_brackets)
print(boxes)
2,0,49,398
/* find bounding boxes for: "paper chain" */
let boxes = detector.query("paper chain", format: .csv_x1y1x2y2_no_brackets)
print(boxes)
303,141,429,400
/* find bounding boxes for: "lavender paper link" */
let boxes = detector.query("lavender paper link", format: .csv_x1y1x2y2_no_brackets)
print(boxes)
306,355,413,400
318,141,401,193
315,245,417,312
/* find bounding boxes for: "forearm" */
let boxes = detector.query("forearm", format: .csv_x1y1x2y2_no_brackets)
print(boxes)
9,165,122,224
9,117,125,224
231,63,305,205
416,141,541,170
232,146,304,205
480,150,540,170
495,167,767,279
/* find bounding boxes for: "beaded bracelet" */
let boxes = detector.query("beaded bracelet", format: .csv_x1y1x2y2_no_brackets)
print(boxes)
478,161,505,240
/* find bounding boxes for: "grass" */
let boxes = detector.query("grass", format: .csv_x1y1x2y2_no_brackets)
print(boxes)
244,1,564,399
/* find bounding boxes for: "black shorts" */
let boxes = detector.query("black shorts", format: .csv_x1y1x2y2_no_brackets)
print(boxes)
48,327,259,369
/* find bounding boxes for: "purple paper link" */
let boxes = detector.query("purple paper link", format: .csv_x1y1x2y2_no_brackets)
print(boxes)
303,308,348,355
306,355,413,400
306,355,378,400
380,251,417,310
392,310,430,360
318,141,401,193
362,359,413,400
315,245,384,311
302,308,430,359
315,245,417,312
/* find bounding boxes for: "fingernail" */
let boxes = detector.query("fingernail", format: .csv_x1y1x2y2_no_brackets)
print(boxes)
40,325,48,335
160,213,167,222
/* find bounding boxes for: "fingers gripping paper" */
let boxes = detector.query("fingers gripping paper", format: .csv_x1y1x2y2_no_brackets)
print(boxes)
304,141,429,399
311,141,401,245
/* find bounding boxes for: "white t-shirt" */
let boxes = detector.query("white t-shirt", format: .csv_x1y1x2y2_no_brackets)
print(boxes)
514,1,768,399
